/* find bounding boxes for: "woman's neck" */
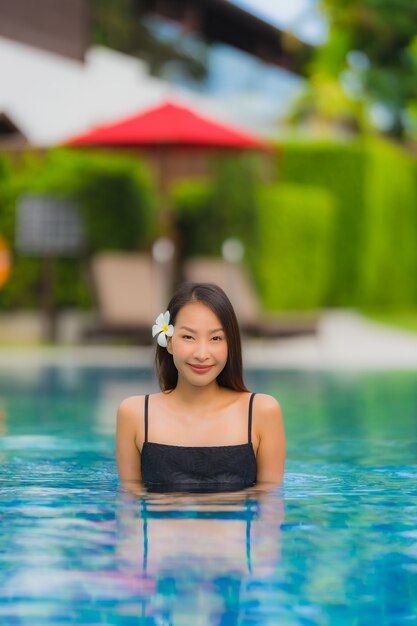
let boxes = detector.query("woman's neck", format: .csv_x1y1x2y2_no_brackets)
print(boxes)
170,379,228,408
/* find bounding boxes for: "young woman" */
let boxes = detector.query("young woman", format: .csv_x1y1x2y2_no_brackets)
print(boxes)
116,282,285,491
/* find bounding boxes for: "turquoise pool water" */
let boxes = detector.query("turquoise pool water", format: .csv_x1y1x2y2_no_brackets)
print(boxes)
0,366,416,625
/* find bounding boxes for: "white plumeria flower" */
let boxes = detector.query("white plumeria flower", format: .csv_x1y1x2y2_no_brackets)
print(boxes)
152,310,174,347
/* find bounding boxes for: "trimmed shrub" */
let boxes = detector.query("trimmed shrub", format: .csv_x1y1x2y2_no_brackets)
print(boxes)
278,139,417,308
255,184,335,310
359,140,417,306
173,155,261,271
9,149,156,251
0,149,157,309
0,153,13,237
172,179,212,257
277,141,367,306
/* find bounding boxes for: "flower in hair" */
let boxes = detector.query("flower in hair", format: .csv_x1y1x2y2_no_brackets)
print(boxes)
152,310,174,347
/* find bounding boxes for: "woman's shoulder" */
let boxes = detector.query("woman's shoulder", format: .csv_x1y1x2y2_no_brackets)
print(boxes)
118,393,144,408
116,394,147,423
116,394,162,442
248,393,284,448
253,392,281,410
252,392,283,424
117,392,166,420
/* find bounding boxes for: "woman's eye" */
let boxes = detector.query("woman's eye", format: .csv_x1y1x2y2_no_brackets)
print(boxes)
182,335,193,340
212,336,223,342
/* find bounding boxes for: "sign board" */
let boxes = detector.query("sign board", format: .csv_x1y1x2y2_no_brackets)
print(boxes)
0,233,10,288
15,194,84,257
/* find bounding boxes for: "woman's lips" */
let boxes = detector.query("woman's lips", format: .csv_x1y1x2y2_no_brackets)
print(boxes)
188,364,213,374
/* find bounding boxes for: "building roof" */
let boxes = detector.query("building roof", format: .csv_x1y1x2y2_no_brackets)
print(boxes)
140,0,312,74
0,36,302,146
0,0,313,73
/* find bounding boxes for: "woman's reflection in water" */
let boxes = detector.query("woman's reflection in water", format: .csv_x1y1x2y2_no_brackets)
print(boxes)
116,483,284,625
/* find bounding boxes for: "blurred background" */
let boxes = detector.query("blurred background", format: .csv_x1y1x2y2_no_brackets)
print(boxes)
0,0,416,345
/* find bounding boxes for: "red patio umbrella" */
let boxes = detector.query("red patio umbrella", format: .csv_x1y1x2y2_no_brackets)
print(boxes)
64,100,270,240
65,100,269,150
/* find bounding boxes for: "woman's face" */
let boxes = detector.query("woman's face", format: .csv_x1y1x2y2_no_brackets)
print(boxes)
167,301,228,387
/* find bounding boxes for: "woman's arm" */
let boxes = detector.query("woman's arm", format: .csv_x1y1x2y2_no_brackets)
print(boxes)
116,396,142,482
254,394,286,484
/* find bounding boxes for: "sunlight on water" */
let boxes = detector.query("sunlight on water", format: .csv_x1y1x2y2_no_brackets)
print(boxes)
0,366,416,625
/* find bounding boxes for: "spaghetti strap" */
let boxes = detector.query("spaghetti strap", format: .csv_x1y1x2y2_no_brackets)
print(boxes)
144,395,149,443
248,392,256,445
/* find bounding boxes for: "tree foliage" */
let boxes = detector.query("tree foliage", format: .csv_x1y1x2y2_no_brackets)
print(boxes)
316,0,417,137
92,0,208,81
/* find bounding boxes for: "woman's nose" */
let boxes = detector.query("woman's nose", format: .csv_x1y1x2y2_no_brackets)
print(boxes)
193,340,210,361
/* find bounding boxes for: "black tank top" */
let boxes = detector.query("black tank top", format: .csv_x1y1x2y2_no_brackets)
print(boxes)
141,393,257,492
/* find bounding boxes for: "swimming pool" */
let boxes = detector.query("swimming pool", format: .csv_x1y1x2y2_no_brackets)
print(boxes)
0,365,416,625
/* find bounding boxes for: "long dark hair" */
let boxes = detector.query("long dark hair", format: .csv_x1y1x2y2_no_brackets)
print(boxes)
155,282,248,392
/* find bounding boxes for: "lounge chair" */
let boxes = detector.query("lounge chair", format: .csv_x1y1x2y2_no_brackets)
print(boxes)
85,252,170,342
183,256,319,338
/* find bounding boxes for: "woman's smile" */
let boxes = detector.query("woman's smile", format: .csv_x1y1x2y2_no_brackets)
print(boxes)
188,363,214,374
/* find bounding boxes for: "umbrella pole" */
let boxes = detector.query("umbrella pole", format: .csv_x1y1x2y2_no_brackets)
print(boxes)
41,256,58,342
157,149,181,288
157,148,171,236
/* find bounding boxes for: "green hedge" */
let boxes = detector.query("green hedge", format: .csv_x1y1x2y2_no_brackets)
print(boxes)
173,169,335,311
3,140,415,312
172,155,261,271
0,149,157,309
359,140,417,306
0,153,13,237
6,149,157,251
278,139,417,308
255,184,335,310
277,141,367,306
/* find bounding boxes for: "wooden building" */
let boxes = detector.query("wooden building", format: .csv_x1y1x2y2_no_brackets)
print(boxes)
0,0,311,72
0,0,90,60
139,0,311,74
